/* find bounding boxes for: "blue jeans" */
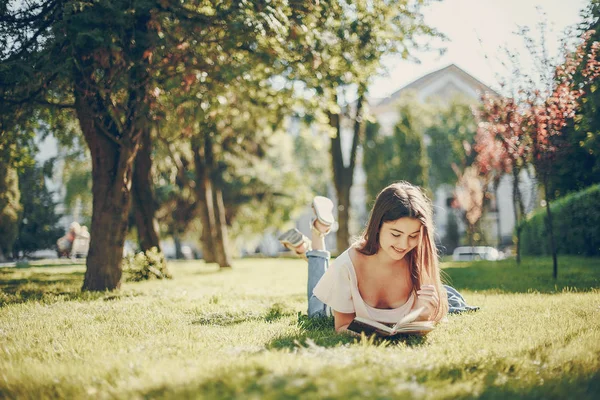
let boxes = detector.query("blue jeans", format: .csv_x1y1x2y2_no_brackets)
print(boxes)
306,249,331,317
444,284,480,313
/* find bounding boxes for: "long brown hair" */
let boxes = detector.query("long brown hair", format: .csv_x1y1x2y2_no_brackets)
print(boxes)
356,181,448,321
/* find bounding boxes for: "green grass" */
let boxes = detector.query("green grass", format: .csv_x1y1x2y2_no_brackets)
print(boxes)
1,256,599,399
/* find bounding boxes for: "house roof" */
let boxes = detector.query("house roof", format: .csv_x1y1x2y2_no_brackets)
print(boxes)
376,64,498,108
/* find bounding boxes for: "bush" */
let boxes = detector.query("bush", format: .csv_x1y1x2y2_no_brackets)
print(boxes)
520,184,600,256
122,247,171,282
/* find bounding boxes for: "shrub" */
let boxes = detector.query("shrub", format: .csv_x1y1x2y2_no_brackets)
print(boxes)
520,184,600,256
122,247,171,282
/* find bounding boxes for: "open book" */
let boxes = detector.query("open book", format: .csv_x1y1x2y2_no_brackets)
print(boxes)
346,307,434,337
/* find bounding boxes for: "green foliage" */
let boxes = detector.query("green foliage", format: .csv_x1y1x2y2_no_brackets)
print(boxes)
226,131,314,245
13,162,64,257
519,184,600,256
363,96,429,205
426,96,478,189
293,130,331,198
363,120,389,205
122,247,171,282
61,148,93,222
548,3,600,198
393,102,429,188
1,257,600,398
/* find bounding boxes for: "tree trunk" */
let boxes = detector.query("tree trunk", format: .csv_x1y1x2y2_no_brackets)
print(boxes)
173,234,184,259
192,133,230,268
542,174,558,279
75,90,138,291
0,164,20,262
330,90,365,253
511,168,523,264
192,141,216,263
495,181,502,248
132,127,161,253
335,185,351,251
469,223,475,248
212,187,232,268
204,131,232,268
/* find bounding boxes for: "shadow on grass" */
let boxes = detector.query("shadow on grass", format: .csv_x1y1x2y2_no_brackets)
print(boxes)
0,270,107,307
443,256,600,294
13,261,86,268
191,302,296,326
188,268,228,276
266,314,427,349
447,365,600,400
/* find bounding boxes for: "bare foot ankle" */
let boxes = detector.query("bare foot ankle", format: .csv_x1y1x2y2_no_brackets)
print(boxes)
293,242,309,255
313,219,330,235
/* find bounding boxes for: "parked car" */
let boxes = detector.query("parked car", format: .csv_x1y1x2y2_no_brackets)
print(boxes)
452,246,500,261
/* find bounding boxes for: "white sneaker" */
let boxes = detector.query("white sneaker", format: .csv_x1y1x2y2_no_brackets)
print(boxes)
278,229,311,259
311,196,335,237
312,196,335,226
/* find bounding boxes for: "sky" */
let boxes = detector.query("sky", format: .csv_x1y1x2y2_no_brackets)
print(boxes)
369,0,590,100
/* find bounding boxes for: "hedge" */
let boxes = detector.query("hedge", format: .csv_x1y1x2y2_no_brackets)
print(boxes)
519,184,600,256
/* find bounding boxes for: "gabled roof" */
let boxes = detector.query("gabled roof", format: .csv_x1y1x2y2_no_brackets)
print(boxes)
376,64,498,107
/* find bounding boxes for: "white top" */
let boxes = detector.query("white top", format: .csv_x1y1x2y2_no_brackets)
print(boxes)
313,249,416,324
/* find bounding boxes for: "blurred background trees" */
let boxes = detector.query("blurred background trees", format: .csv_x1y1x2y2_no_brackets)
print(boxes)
363,95,429,206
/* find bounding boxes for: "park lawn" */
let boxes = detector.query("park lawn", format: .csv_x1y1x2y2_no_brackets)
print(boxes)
1,257,599,399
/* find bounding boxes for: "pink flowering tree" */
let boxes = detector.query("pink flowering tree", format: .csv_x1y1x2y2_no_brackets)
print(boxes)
475,94,529,263
523,30,599,278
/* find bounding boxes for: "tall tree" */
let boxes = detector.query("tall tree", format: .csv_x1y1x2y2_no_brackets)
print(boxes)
1,0,165,289
522,28,599,279
155,1,318,266
290,0,442,250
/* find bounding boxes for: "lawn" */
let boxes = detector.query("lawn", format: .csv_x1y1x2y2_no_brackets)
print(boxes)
1,256,599,399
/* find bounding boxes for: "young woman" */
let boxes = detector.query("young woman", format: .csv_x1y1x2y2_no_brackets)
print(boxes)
279,181,475,334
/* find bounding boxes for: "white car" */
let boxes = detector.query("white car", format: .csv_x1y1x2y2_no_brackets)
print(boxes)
452,246,500,261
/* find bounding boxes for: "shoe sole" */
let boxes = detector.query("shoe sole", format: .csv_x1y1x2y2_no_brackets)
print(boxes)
278,228,304,247
312,196,335,226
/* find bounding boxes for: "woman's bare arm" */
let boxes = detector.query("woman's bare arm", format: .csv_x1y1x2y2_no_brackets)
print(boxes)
334,310,356,333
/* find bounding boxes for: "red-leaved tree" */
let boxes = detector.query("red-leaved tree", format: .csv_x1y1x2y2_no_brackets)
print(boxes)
522,30,599,278
475,94,529,263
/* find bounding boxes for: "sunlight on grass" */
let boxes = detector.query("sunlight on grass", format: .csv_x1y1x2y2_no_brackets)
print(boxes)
1,257,599,399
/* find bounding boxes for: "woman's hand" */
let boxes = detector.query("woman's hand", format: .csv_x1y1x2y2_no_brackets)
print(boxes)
414,284,439,321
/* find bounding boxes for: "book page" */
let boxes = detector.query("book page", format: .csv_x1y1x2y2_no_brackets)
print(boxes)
394,322,435,333
392,307,426,331
352,317,394,333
